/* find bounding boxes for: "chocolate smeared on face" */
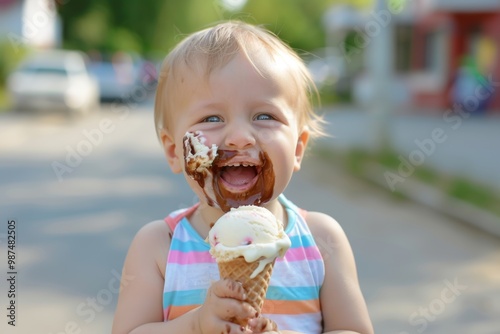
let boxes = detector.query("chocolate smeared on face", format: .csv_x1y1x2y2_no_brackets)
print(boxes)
184,140,206,187
183,132,218,207
182,131,275,212
212,150,274,212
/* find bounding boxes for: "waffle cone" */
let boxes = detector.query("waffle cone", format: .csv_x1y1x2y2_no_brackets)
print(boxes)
218,257,274,326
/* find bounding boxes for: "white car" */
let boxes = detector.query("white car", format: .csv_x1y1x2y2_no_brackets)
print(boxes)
7,50,100,115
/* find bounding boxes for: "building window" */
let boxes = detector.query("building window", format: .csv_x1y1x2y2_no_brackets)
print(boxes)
394,24,413,72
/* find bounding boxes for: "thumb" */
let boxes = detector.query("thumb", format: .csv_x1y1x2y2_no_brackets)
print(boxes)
210,278,247,301
248,317,278,333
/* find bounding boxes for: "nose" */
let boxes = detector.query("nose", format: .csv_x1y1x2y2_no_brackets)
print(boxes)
224,122,256,149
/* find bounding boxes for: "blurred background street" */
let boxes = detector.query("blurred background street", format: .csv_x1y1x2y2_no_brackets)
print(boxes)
1,0,500,333
0,100,499,334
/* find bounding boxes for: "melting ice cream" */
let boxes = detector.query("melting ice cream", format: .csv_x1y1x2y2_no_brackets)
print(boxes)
208,205,291,278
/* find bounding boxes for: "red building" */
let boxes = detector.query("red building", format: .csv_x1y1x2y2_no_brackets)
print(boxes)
404,0,500,113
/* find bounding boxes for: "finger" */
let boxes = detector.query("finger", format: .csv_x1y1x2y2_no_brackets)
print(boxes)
219,322,251,334
205,281,256,321
222,300,257,323
198,303,254,334
206,296,256,323
211,278,247,300
248,317,278,333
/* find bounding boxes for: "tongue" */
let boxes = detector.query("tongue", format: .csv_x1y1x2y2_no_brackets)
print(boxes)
221,166,257,186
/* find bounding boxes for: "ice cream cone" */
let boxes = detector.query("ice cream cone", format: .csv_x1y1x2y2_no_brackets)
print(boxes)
208,205,291,326
218,257,275,326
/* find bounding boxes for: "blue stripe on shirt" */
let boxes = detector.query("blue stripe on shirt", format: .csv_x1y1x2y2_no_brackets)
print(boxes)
266,285,320,301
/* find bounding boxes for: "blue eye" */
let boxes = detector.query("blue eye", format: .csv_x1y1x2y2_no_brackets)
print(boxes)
203,115,223,123
255,113,274,121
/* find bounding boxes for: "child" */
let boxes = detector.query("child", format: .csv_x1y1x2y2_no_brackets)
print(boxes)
112,21,373,334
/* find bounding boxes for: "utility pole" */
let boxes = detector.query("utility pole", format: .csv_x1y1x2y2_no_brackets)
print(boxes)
366,0,395,152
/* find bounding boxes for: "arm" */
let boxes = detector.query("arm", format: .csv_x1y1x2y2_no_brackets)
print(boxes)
111,220,171,333
112,220,257,334
308,212,374,334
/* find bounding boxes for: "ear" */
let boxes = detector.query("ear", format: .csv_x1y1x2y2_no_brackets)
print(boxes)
294,129,310,171
160,129,183,174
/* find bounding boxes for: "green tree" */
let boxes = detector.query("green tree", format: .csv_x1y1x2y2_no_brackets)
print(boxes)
56,0,372,55
235,0,329,51
57,0,164,54
152,0,224,55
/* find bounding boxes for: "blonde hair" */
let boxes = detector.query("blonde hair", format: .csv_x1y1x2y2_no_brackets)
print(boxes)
154,21,325,140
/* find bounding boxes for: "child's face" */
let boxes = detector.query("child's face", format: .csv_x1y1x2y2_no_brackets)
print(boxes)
161,50,309,210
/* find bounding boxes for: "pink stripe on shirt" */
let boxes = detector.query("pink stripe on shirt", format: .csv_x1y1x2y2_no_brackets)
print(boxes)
168,250,214,264
169,245,322,265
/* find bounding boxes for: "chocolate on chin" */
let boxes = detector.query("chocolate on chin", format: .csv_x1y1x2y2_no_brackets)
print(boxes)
183,131,275,212
212,150,274,212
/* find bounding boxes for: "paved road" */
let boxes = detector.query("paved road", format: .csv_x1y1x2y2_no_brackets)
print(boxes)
0,104,499,334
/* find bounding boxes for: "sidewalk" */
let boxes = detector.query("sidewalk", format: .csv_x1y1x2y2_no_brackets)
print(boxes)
319,106,500,191
318,105,500,235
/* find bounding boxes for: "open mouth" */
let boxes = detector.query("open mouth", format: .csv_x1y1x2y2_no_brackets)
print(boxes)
210,150,274,212
219,163,261,192
181,131,274,211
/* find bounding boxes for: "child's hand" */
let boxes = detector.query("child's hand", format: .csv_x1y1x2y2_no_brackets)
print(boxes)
197,278,257,334
248,316,280,333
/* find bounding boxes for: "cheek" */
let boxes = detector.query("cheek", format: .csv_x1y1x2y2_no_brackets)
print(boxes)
186,127,221,147
259,129,297,160
257,128,276,145
258,128,298,154
257,126,296,148
262,139,296,176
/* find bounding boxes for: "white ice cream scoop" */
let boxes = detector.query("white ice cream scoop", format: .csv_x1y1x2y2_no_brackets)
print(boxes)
208,205,291,278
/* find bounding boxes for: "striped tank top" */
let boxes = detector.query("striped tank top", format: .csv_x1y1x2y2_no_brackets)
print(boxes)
163,195,325,333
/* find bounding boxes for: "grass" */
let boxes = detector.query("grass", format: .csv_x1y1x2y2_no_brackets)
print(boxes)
345,148,367,175
447,178,500,216
314,145,500,219
0,86,10,111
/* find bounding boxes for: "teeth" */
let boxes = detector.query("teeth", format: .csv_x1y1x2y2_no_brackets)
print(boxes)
225,163,255,167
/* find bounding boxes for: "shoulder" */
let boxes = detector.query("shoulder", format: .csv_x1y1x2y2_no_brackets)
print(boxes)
126,219,172,278
304,212,348,249
132,219,172,248
135,219,172,241
304,213,374,333
304,211,357,274
112,220,172,331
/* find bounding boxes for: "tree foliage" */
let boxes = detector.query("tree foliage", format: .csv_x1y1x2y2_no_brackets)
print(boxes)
57,0,367,56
